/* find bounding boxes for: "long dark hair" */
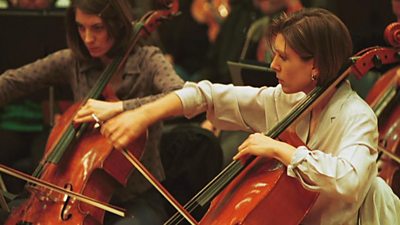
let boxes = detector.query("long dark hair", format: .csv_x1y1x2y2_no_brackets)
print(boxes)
266,8,353,86
65,0,132,61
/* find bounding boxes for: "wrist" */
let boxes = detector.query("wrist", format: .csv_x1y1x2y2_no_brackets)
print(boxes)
139,102,160,126
132,93,183,128
275,142,296,166
115,101,124,113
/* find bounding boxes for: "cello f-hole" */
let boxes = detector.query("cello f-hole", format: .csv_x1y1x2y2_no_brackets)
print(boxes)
61,183,73,221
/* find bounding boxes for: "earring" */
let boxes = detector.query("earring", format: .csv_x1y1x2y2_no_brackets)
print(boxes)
311,73,317,81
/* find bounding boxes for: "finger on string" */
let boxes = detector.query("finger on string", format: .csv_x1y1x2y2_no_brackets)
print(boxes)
74,108,92,120
87,114,98,122
238,138,250,151
78,114,95,124
232,152,242,161
73,114,87,124
233,150,250,164
78,104,90,113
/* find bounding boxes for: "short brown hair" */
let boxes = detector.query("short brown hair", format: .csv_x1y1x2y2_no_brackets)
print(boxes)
65,0,132,61
266,8,353,86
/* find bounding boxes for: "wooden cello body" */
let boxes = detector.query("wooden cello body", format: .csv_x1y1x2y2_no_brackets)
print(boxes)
199,158,317,225
5,99,146,225
197,127,317,225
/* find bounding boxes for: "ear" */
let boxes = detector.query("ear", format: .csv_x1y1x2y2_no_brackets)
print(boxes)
311,67,319,77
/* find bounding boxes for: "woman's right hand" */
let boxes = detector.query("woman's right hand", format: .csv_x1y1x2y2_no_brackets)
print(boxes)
98,92,185,150
100,107,150,150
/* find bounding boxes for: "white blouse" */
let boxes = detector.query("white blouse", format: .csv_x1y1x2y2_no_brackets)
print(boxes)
175,80,399,225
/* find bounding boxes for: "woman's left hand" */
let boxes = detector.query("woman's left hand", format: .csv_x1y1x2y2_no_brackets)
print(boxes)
233,133,296,165
73,99,123,124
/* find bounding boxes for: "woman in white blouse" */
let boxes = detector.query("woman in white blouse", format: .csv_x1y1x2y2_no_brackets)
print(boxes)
75,7,400,225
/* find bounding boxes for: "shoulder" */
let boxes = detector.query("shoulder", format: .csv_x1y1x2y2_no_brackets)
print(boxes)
48,49,74,58
126,46,166,67
332,82,377,123
271,84,307,106
139,45,162,53
132,46,163,59
21,49,76,71
45,49,76,64
345,84,374,115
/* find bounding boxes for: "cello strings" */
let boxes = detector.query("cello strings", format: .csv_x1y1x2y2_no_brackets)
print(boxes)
32,57,123,179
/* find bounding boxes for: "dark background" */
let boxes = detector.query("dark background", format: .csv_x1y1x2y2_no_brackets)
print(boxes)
0,0,397,86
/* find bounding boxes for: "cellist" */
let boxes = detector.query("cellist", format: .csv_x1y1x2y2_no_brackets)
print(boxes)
0,0,184,224
86,8,400,225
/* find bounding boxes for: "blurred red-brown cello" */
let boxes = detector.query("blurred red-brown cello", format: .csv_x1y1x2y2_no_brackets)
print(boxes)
0,1,180,224
362,22,400,197
191,0,230,42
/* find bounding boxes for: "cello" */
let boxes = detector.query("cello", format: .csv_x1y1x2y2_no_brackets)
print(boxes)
0,1,180,224
373,68,400,197
362,22,400,197
191,0,230,42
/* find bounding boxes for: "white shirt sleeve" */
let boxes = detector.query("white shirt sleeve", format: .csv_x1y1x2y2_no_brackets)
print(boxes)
175,80,306,132
175,80,271,132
